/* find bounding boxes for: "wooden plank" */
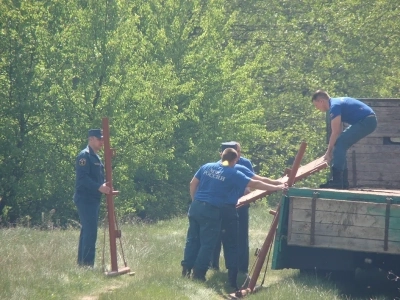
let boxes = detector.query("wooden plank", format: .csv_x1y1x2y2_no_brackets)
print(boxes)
351,180,400,189
347,151,400,162
289,187,400,199
348,144,400,154
361,99,400,107
291,209,400,230
347,163,400,175
290,197,400,217
236,156,328,207
345,171,400,182
354,137,385,145
373,111,400,121
354,137,400,145
368,123,400,137
288,197,294,243
287,233,400,254
290,220,400,242
354,188,400,195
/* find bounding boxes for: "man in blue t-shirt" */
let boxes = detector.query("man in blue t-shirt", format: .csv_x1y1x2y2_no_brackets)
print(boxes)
211,142,284,289
181,148,286,284
312,90,377,189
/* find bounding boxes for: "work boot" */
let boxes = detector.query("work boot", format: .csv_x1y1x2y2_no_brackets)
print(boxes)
342,169,349,189
192,268,207,282
319,168,344,189
228,268,239,290
182,266,191,278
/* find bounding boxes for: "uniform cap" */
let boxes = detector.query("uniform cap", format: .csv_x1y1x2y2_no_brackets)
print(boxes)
220,141,237,152
88,129,103,139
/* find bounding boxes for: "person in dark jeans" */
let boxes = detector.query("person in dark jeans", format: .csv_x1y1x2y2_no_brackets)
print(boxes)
211,142,285,289
181,148,286,286
312,90,377,189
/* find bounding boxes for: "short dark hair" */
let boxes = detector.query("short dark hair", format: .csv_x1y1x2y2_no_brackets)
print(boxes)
311,90,330,102
221,148,238,163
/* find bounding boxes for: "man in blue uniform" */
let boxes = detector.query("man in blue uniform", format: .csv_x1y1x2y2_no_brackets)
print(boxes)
74,129,110,267
312,90,377,189
212,142,284,288
181,148,286,283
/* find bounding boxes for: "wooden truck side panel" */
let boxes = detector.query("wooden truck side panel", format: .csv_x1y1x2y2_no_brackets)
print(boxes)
346,99,400,188
288,197,400,254
272,189,400,272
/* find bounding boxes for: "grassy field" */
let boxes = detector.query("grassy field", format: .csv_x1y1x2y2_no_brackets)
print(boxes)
1,203,399,300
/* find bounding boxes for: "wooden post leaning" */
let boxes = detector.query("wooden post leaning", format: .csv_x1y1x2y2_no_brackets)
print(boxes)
246,142,306,292
231,142,307,298
232,143,329,298
102,117,131,276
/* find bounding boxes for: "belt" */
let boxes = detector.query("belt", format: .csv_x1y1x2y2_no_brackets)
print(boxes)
194,199,220,208
221,203,236,208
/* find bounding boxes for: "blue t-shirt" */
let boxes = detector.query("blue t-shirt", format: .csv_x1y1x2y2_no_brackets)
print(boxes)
329,97,374,125
194,162,251,207
224,164,255,205
238,156,254,172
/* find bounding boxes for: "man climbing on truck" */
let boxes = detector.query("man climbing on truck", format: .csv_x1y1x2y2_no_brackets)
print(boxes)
312,90,377,189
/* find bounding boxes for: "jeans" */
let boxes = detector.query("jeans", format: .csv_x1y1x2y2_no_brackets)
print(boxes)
332,115,377,171
214,205,239,270
181,200,221,271
237,205,249,273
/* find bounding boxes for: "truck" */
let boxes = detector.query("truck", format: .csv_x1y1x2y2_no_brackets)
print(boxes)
271,98,400,278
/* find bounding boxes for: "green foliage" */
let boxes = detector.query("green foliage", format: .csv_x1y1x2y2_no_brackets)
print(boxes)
0,0,399,223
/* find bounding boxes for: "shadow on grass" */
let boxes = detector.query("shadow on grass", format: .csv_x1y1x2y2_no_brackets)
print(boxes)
294,268,400,300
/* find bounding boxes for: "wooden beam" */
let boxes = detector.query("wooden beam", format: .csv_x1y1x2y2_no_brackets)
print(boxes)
288,233,400,254
236,156,328,208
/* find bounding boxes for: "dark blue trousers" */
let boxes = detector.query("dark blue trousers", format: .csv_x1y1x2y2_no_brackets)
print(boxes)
181,200,221,272
332,115,377,170
212,205,248,273
74,197,100,267
219,205,239,270
237,205,249,273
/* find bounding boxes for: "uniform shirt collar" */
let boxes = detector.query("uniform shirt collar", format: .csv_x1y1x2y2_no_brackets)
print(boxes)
86,145,98,157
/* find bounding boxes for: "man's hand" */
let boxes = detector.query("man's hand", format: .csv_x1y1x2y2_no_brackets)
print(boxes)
276,183,289,192
243,187,251,195
278,176,289,184
99,183,111,194
323,150,332,163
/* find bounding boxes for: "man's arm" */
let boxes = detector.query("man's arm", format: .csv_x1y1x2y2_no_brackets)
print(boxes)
247,179,287,192
189,177,199,201
252,174,284,185
325,115,342,162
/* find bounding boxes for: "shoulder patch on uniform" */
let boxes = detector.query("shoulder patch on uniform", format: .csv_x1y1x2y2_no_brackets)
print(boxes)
79,158,86,166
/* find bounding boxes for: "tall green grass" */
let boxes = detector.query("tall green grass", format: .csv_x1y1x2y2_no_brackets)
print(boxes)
0,202,397,300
